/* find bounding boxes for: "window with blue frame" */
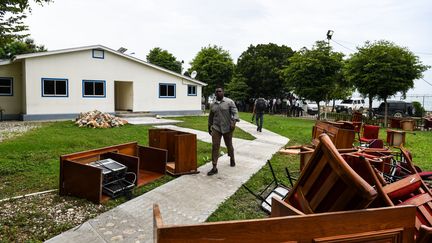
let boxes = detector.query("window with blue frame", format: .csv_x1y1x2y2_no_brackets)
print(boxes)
42,78,68,97
0,77,13,96
187,85,197,96
92,49,104,59
83,80,106,97
159,83,176,98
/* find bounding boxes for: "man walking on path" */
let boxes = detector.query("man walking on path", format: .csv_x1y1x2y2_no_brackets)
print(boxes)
252,96,267,132
207,87,240,176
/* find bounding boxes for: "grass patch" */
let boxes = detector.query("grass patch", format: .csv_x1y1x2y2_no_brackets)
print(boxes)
172,115,255,140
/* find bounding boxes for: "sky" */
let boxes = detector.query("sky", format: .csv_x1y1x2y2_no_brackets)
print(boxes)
26,0,432,97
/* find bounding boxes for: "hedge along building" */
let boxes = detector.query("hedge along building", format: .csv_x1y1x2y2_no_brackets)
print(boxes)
0,45,206,120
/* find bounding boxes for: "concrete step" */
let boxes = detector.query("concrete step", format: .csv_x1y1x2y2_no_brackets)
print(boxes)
115,111,156,118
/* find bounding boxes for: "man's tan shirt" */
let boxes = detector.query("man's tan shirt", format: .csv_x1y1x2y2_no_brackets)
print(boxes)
208,97,240,134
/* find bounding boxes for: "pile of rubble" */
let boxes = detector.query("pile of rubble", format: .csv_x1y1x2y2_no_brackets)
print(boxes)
75,110,128,128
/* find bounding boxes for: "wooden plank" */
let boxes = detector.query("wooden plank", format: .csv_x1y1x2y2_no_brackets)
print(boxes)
138,146,167,174
137,170,164,186
155,205,416,243
383,174,421,195
174,133,197,174
309,172,339,210
61,160,102,203
270,198,304,217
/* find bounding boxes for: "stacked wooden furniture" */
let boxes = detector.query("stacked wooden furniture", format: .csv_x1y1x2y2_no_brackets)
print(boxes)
312,120,355,149
340,148,432,237
149,128,197,176
59,142,167,203
154,203,416,242
284,134,377,213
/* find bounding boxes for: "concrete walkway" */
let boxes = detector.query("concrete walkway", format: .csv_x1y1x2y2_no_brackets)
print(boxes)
47,119,289,243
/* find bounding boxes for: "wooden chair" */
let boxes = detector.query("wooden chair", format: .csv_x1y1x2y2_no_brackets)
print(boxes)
154,203,416,242
284,133,377,213
360,124,382,148
351,111,363,141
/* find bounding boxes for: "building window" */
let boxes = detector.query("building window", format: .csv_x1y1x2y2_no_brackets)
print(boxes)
0,77,13,96
187,85,197,96
92,49,104,59
83,80,106,98
159,83,176,98
42,78,68,97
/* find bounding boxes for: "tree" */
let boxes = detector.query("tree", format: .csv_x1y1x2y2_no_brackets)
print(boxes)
0,38,46,59
146,47,182,73
189,45,234,101
345,40,429,124
224,74,250,102
283,41,345,119
0,0,52,47
236,43,294,98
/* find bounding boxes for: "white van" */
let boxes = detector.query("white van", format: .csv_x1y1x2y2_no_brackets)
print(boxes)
302,100,319,115
335,98,365,113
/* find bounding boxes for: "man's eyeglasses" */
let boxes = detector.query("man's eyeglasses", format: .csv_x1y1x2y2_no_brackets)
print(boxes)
215,90,223,93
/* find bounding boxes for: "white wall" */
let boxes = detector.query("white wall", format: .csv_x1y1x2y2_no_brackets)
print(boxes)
0,62,23,114
23,50,202,115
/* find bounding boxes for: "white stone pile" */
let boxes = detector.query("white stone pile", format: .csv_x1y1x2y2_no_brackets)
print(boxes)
75,110,128,128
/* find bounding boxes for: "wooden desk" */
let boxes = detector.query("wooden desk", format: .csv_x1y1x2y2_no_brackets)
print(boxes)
149,128,198,176
59,142,167,203
312,121,355,149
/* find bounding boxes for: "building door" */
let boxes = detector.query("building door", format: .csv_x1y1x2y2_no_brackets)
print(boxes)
114,81,133,111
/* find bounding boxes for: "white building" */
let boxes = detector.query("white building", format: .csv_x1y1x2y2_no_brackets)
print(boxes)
0,45,206,120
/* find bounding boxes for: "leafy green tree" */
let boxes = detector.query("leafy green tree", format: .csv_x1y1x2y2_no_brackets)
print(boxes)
146,47,182,73
0,38,46,59
236,43,294,98
283,41,345,119
0,0,52,47
345,40,429,124
225,74,250,102
412,101,425,117
189,45,234,101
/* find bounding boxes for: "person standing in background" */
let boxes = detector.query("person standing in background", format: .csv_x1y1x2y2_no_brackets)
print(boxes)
252,96,267,132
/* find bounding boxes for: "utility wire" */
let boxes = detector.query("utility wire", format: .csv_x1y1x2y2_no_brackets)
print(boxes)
332,39,432,56
330,39,356,52
422,78,432,87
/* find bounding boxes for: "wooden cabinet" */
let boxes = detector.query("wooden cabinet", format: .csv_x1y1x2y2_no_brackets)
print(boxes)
312,121,355,149
386,129,406,147
149,129,198,176
59,142,167,203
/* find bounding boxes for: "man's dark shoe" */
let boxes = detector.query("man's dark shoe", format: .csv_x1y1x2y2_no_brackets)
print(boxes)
207,167,218,176
230,159,236,167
